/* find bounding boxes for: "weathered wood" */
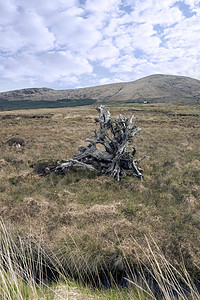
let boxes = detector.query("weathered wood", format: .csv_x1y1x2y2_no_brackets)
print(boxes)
55,159,97,173
44,106,146,180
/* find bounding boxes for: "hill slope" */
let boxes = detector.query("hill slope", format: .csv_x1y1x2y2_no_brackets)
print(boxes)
1,74,200,105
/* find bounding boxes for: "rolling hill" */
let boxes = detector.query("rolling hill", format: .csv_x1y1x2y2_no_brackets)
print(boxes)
0,74,200,109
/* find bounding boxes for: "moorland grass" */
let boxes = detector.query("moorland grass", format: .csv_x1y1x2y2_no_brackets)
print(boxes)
0,104,200,298
0,220,199,299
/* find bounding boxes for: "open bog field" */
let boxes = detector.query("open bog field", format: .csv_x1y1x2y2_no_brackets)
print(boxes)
0,104,200,299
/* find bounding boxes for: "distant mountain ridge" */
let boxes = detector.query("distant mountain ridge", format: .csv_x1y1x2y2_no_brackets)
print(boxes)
1,74,200,105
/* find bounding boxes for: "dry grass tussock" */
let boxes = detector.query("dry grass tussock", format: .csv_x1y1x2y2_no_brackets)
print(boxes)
0,220,199,299
0,104,200,298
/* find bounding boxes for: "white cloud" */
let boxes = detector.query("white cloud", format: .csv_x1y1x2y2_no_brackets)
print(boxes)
129,23,161,50
16,0,78,15
1,0,200,91
85,0,121,12
0,54,39,81
15,11,55,52
88,39,120,62
38,51,93,81
132,0,183,26
0,0,16,26
184,0,200,8
0,5,55,54
0,51,93,84
165,15,200,49
114,33,132,50
51,12,102,52
0,27,22,53
110,55,147,72
97,0,200,81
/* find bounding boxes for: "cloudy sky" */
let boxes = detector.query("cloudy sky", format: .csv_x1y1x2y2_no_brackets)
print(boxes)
0,0,200,92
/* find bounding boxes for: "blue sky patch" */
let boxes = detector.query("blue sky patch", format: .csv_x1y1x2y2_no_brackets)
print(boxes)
175,1,197,17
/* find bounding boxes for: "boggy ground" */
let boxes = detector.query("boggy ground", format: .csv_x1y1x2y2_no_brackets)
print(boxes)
0,104,200,283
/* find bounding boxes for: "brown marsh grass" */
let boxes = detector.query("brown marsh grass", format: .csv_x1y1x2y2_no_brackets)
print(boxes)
0,104,200,298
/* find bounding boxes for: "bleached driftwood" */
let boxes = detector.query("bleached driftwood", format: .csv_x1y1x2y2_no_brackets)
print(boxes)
55,159,96,173
49,105,146,181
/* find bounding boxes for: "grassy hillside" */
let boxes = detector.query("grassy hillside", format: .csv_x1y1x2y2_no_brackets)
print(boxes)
1,74,200,106
0,104,200,298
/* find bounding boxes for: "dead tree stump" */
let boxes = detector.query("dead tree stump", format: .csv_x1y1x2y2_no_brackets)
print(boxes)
51,105,146,181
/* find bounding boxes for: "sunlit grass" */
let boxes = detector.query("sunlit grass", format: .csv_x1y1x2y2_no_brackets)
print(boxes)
0,221,199,299
0,104,200,298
